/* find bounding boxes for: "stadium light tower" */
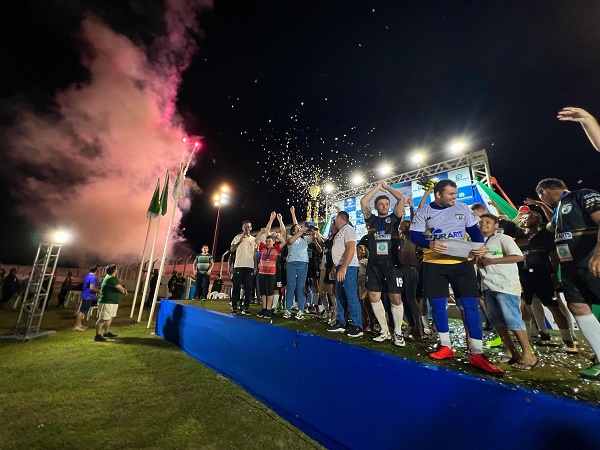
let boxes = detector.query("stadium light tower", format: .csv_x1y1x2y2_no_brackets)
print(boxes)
212,185,230,258
350,173,364,186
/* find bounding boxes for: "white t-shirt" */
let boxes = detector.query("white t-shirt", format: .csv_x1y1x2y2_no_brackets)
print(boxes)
478,234,523,296
231,234,257,269
410,201,480,264
332,224,359,267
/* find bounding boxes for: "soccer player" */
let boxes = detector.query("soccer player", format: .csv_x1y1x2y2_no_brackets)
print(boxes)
410,179,503,375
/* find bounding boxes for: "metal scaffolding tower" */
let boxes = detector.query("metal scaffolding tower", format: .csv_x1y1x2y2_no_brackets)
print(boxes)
12,242,62,340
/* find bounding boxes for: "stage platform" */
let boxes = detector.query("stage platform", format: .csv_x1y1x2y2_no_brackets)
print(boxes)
156,300,600,450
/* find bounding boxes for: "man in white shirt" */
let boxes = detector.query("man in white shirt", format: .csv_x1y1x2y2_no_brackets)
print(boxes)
327,211,363,337
230,220,257,315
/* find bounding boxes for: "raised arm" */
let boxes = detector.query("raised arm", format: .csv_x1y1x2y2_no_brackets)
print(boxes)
382,181,405,217
418,187,433,209
524,198,554,223
276,213,286,247
407,197,415,220
265,211,276,236
290,206,298,226
287,225,306,245
558,106,600,153
360,182,383,219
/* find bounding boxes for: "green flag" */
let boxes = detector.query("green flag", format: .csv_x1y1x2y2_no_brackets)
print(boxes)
146,179,160,220
160,171,170,216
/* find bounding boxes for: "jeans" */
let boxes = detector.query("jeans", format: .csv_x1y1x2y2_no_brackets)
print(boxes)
400,265,421,329
335,265,363,328
285,261,308,311
231,267,255,311
195,273,210,298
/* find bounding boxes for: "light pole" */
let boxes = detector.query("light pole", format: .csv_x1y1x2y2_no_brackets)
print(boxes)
212,185,230,259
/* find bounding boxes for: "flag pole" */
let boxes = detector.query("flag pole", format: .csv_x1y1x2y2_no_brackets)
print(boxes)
148,163,184,328
130,178,161,319
137,215,162,322
130,219,152,318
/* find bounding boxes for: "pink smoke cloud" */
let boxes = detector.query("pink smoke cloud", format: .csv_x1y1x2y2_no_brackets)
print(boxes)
4,1,212,263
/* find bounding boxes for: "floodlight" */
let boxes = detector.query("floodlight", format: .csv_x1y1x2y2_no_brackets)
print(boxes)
449,141,466,153
411,153,425,163
351,174,364,185
54,231,68,244
324,183,335,193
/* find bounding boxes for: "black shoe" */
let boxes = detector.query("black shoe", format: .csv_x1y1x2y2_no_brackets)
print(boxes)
345,325,364,338
538,332,551,341
327,322,346,333
241,310,251,315
231,309,238,315
94,334,107,342
103,332,118,338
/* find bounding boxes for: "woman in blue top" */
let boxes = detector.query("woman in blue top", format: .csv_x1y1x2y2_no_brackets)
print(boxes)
283,207,315,320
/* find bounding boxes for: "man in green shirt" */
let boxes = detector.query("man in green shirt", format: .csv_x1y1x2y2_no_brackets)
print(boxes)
193,245,214,300
94,264,127,342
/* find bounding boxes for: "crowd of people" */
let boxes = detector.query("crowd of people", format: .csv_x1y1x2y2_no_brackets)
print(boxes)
219,174,599,379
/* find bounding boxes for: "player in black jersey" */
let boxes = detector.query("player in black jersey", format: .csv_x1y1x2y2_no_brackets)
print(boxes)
360,181,406,346
536,178,600,378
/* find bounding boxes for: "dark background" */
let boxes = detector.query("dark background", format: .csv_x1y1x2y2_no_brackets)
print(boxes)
1,0,600,264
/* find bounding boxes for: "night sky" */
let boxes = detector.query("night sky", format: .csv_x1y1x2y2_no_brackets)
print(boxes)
1,0,600,265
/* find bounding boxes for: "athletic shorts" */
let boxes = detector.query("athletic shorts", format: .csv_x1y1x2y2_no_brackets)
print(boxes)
521,271,556,306
365,262,403,294
98,303,119,321
259,274,276,296
423,261,479,299
80,299,94,314
483,290,525,330
307,263,320,280
561,266,600,305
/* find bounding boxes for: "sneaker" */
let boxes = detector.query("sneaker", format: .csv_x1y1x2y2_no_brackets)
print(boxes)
346,325,363,338
231,309,238,315
429,345,455,360
469,353,504,375
372,331,392,342
94,334,107,342
564,341,579,354
241,310,251,315
327,322,346,333
257,310,265,318
487,336,503,347
393,333,406,347
295,311,305,320
580,362,600,379
264,311,271,319
103,332,118,338
282,310,292,319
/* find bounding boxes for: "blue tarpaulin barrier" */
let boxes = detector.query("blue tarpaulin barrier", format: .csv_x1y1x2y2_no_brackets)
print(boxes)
156,300,600,450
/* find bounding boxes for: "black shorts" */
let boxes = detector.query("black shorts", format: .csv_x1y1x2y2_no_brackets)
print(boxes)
521,271,556,306
366,262,403,294
307,264,320,280
80,299,94,313
259,274,277,296
423,261,479,299
561,266,600,305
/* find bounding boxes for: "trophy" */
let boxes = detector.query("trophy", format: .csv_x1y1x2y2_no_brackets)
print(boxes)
306,176,322,225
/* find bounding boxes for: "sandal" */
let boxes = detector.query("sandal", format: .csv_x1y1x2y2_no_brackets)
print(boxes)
513,358,540,371
498,355,518,365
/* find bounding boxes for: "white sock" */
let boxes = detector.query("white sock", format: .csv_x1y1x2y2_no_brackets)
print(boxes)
272,294,279,309
469,338,483,355
391,303,404,336
574,314,600,358
421,315,430,331
438,332,451,348
371,301,389,333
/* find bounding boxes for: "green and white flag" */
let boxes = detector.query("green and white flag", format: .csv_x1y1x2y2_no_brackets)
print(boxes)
146,179,160,220
160,171,170,216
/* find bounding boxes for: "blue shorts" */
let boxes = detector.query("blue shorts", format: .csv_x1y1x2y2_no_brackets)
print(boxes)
80,299,94,313
483,290,524,331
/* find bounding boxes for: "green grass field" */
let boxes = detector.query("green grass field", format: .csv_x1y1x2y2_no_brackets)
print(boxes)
1,287,599,449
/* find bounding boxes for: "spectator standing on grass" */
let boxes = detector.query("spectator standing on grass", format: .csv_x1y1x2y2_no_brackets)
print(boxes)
145,269,160,308
94,264,127,342
230,220,257,315
74,265,99,331
1,268,19,309
57,271,73,308
193,245,214,301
